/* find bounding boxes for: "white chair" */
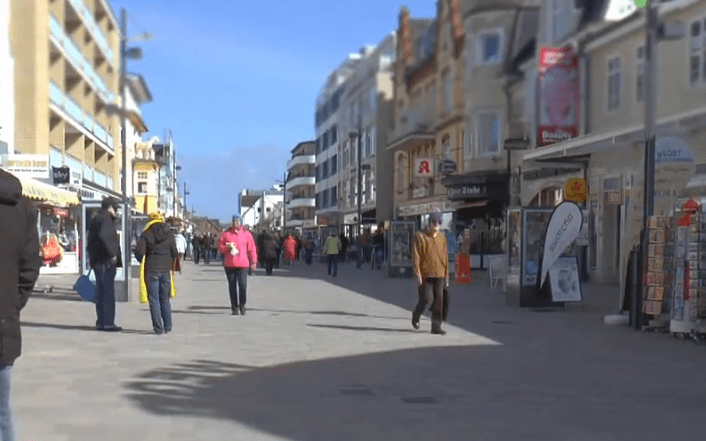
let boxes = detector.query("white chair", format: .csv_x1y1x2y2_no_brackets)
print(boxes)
488,255,507,291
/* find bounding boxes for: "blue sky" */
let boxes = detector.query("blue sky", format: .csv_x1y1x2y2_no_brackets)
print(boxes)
112,0,437,222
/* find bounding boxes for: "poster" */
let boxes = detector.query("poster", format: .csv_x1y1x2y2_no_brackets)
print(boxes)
549,256,583,302
540,202,583,287
538,47,579,147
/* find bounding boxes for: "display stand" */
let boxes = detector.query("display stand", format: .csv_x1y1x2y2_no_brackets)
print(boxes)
386,221,415,278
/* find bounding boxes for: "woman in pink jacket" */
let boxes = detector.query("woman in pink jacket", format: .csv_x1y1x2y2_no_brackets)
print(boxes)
217,217,258,315
283,234,297,268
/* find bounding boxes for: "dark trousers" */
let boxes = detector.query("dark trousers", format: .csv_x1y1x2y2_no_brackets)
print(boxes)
94,261,117,328
327,254,338,276
225,268,248,310
202,248,211,265
147,271,172,333
413,277,445,330
193,248,200,264
305,249,313,265
264,258,275,275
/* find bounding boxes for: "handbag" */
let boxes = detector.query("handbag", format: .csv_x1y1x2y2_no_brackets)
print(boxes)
73,269,96,303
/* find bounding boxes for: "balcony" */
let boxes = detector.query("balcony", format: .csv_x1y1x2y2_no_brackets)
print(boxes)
387,107,436,151
288,197,316,208
65,0,115,65
49,14,115,104
287,154,315,169
287,176,315,189
49,81,114,153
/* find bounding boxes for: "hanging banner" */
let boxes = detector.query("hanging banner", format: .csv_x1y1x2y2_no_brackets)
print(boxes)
537,47,580,147
540,201,583,287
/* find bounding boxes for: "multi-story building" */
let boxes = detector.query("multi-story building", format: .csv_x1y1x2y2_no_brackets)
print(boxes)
389,8,447,225
132,135,160,215
519,0,706,304
285,140,316,230
124,73,151,211
314,55,359,229
337,33,396,234
0,0,13,155
152,131,182,219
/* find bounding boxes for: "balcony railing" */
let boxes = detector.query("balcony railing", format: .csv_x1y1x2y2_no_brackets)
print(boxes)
49,14,115,104
288,197,316,208
287,176,316,189
49,81,114,153
66,0,115,64
286,154,316,169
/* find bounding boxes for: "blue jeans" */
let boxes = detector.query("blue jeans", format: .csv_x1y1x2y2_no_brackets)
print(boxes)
147,271,172,333
94,261,117,328
225,268,248,309
0,365,14,441
327,254,338,277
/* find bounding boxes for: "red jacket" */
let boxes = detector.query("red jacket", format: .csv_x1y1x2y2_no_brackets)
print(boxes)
217,228,258,269
283,236,296,261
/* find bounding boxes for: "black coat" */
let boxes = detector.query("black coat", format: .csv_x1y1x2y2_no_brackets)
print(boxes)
87,209,121,267
261,232,278,260
134,223,178,273
0,169,40,365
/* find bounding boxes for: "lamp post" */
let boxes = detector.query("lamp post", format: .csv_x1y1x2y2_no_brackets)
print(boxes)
184,182,189,219
350,127,363,268
118,8,152,302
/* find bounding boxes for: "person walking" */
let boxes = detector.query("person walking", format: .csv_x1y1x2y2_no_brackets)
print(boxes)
217,217,257,315
192,234,201,264
261,229,278,276
87,197,123,332
338,233,348,264
274,231,282,269
201,234,212,265
135,212,178,335
323,231,342,277
283,234,296,269
174,230,187,261
411,210,449,335
0,169,41,441
304,236,314,266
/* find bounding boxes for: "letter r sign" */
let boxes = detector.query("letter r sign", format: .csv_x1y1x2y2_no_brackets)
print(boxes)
418,160,430,175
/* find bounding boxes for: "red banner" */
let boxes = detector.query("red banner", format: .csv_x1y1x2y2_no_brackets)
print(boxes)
538,47,580,147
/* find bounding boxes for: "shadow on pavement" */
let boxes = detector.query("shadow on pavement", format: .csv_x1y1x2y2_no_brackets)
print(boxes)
21,321,149,335
123,346,706,441
232,307,407,321
306,323,419,334
30,292,84,302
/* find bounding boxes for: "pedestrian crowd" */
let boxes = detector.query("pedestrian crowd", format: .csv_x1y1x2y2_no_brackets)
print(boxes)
0,175,453,440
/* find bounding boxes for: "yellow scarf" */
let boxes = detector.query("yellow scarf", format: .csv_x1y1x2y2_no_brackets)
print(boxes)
139,219,177,304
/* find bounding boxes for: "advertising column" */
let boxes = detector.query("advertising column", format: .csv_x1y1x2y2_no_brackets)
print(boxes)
537,47,579,147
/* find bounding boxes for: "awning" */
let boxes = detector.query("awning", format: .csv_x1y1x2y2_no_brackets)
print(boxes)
17,176,80,207
456,199,491,209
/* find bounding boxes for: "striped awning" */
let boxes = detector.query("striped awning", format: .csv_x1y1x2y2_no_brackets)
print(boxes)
16,176,79,207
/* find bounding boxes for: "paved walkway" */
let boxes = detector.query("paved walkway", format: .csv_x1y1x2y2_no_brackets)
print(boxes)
15,260,706,440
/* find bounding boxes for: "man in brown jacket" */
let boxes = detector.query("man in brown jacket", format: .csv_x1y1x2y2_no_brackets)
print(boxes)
412,210,449,335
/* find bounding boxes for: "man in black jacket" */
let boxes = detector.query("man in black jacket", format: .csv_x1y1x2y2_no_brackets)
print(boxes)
0,169,40,440
135,213,178,334
87,197,122,332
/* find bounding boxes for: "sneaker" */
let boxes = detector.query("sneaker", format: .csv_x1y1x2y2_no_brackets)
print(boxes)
103,326,123,332
240,306,246,316
232,308,239,316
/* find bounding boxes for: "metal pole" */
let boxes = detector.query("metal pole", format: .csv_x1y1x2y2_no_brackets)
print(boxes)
638,2,659,327
357,126,362,248
283,172,287,231
183,182,187,216
120,8,130,302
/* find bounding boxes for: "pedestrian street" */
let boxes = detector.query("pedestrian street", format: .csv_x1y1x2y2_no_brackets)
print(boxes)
15,261,706,441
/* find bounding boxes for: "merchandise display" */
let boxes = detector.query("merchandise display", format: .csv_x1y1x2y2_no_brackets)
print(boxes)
644,215,672,319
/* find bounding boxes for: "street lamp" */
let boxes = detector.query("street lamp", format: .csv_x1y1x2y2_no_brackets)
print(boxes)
349,128,363,268
118,8,152,302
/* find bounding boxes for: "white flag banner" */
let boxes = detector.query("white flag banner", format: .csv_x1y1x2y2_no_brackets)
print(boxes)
540,201,583,287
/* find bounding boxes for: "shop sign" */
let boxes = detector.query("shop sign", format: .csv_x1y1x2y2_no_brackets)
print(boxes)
447,184,486,200
71,169,83,186
537,47,579,147
0,154,49,179
437,160,457,175
53,207,69,218
606,190,621,205
564,177,587,203
523,167,582,181
343,213,358,224
540,201,583,287
317,215,330,226
52,166,70,185
414,158,435,177
396,200,453,217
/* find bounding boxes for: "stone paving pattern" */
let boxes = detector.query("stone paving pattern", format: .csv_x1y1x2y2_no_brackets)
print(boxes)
16,260,706,440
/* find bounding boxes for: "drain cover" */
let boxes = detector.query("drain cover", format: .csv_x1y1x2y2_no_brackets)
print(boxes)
401,396,437,404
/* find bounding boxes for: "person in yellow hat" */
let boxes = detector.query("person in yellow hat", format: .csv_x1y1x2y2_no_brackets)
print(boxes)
134,212,178,334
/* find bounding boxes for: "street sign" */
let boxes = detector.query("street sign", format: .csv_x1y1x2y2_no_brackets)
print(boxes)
438,160,457,175
361,164,372,171
503,137,530,150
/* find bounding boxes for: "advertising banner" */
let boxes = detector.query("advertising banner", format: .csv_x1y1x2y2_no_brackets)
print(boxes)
540,201,583,287
538,47,579,147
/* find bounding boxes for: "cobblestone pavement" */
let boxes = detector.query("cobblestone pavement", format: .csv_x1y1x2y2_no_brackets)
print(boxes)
15,260,706,440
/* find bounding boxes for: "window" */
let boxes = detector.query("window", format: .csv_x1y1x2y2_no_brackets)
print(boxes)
477,111,501,155
330,126,337,144
397,154,408,192
689,18,706,86
443,23,451,51
365,130,372,157
552,0,568,44
350,178,356,206
369,87,377,111
323,189,329,208
322,161,329,179
330,155,338,176
343,181,348,207
463,129,472,160
137,182,147,194
315,192,320,209
361,171,368,204
370,126,376,155
636,46,645,102
351,140,357,165
323,132,329,150
477,31,502,65
137,171,148,180
442,137,452,160
331,186,337,207
607,56,621,112
343,141,349,168
315,165,320,182
442,71,452,112
368,171,375,202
